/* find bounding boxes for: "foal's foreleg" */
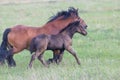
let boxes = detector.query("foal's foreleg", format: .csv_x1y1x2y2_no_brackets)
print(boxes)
66,46,80,65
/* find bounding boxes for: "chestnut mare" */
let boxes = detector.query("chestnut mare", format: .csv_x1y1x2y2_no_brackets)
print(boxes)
0,7,87,67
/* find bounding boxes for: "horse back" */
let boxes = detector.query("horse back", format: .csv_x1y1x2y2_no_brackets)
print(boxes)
30,34,49,53
7,25,40,49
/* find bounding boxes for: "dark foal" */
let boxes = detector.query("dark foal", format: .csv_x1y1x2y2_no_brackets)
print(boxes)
48,16,88,64
29,21,87,68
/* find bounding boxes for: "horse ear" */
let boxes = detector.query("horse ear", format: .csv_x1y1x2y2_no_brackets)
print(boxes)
76,8,79,16
76,8,78,12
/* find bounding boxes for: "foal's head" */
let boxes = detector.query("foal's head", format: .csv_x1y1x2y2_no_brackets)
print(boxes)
59,21,87,36
74,21,87,36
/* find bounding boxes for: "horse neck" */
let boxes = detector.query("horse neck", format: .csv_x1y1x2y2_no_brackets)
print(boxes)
61,26,77,39
35,18,75,35
58,18,74,27
47,17,74,31
35,27,46,35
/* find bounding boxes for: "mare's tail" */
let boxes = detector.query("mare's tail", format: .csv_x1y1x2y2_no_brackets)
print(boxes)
0,28,11,55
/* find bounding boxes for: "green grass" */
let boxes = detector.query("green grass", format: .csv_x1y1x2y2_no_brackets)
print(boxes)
0,0,120,80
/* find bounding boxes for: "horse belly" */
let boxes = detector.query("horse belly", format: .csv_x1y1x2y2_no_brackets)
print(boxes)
47,39,64,50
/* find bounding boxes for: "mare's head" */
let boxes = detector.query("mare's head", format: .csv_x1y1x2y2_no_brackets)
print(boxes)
47,7,80,24
47,7,88,30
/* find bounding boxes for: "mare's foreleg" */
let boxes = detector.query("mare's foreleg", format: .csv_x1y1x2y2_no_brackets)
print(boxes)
57,49,64,64
47,50,60,64
66,46,80,65
47,50,64,64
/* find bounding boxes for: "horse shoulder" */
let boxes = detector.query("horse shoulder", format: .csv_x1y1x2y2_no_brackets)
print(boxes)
62,35,72,48
43,23,59,34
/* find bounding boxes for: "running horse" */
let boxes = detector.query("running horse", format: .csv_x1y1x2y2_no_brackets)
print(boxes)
29,21,87,68
0,7,87,67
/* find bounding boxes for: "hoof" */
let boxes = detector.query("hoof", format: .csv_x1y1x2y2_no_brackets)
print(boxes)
46,59,54,64
0,61,5,66
8,63,16,67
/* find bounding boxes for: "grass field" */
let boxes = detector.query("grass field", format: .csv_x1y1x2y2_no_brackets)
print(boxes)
0,0,120,80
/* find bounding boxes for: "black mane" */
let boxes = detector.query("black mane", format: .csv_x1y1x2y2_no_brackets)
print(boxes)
47,7,78,23
59,21,80,33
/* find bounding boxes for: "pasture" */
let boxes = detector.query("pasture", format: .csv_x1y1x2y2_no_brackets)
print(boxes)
0,0,120,80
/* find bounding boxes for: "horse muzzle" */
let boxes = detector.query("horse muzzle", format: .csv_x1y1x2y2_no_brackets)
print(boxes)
84,25,88,29
84,32,87,36
82,31,87,36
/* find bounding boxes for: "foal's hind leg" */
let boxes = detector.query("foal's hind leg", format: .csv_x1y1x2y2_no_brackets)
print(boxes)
66,46,80,65
29,50,47,68
29,50,39,68
29,51,38,68
38,53,48,67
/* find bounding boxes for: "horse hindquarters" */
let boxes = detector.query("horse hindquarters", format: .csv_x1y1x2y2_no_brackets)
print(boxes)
0,28,11,51
29,36,49,68
0,28,14,65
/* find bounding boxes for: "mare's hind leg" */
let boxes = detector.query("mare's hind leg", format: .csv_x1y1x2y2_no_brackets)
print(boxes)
66,46,80,65
6,49,16,67
6,47,24,67
6,55,16,67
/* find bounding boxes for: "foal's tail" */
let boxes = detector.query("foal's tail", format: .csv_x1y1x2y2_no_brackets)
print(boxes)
29,37,36,54
0,28,11,54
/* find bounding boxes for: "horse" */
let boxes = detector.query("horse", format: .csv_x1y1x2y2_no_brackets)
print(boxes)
0,7,88,67
47,17,88,64
28,21,87,68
